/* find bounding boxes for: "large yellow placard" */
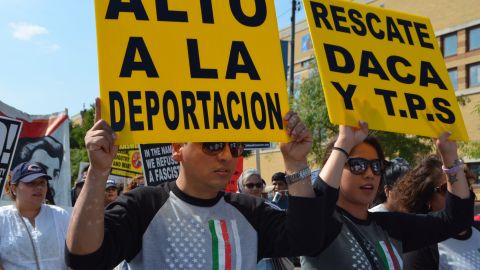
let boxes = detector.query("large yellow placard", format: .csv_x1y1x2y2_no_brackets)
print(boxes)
303,0,468,141
94,0,289,144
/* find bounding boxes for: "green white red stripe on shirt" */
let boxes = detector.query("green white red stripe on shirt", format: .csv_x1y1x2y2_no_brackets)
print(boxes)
209,219,240,270
376,240,403,270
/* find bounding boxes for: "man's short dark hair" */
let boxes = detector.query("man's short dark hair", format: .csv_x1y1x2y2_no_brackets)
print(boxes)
384,157,410,187
375,157,411,205
272,172,286,183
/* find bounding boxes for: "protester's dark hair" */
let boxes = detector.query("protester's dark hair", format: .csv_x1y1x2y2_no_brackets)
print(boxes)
464,165,477,187
76,164,89,184
271,172,286,183
374,157,410,204
6,174,16,200
464,165,477,200
117,183,124,196
46,183,56,205
13,136,64,169
389,155,443,214
385,158,410,187
322,135,386,167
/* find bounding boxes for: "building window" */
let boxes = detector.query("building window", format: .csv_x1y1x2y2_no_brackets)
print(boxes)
468,62,480,88
300,60,307,68
468,26,480,51
301,34,313,52
448,68,458,90
300,58,315,68
442,33,457,57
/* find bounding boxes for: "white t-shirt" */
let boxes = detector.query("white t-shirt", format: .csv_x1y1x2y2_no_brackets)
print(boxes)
0,204,70,270
439,227,480,270
369,203,389,212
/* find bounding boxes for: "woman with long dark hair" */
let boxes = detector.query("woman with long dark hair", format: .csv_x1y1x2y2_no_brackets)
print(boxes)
390,156,480,269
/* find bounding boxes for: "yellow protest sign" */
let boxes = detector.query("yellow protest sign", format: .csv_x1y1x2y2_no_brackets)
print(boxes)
303,0,468,141
94,0,289,144
111,144,143,178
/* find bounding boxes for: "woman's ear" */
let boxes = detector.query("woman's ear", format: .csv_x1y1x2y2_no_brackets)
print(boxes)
10,184,17,196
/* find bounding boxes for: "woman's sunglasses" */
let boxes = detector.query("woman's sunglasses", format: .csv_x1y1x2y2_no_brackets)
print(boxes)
434,183,448,194
244,182,264,189
346,158,385,176
202,142,245,158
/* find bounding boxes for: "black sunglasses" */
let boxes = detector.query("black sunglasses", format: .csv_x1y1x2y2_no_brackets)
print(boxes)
346,158,384,176
202,142,245,158
434,183,448,194
245,182,264,189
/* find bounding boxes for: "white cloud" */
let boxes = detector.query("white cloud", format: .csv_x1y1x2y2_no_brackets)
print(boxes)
9,22,48,41
36,41,61,52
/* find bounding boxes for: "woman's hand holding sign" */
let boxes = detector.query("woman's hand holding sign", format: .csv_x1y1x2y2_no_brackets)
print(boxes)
434,132,470,199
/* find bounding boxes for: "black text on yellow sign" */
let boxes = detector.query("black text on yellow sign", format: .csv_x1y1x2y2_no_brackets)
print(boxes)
111,144,142,178
303,0,468,141
95,0,289,144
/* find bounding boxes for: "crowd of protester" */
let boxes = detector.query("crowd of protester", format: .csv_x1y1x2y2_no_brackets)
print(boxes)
1,101,479,269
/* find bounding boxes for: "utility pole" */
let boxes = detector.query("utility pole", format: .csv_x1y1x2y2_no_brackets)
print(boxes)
255,149,261,175
289,0,297,96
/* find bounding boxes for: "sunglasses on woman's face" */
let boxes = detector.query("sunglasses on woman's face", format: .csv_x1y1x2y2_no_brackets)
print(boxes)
245,182,264,189
201,142,245,158
346,158,384,176
434,183,448,194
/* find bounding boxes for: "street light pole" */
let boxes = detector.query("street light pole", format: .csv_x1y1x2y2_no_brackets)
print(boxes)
289,0,296,97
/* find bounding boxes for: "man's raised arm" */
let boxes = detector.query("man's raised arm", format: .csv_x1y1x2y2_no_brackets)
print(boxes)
280,111,315,198
66,98,118,255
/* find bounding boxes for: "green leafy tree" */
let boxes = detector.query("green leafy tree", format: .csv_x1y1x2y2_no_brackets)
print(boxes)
69,105,95,185
292,72,336,166
292,68,432,167
460,103,480,159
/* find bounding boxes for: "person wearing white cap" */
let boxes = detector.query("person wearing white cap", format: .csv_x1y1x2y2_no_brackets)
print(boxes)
0,161,70,270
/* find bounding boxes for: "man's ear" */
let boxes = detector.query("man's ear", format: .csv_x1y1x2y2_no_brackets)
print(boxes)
172,143,184,162
384,186,390,198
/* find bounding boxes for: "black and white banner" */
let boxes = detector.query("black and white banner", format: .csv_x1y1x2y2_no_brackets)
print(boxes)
0,116,22,198
139,144,180,186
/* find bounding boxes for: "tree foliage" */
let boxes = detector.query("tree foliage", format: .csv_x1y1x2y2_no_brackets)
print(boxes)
69,105,95,184
292,69,432,167
460,103,480,159
461,141,480,158
291,73,336,166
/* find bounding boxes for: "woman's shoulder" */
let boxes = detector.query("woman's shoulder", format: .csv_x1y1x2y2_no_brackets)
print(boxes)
43,204,71,218
0,205,17,225
0,204,16,214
